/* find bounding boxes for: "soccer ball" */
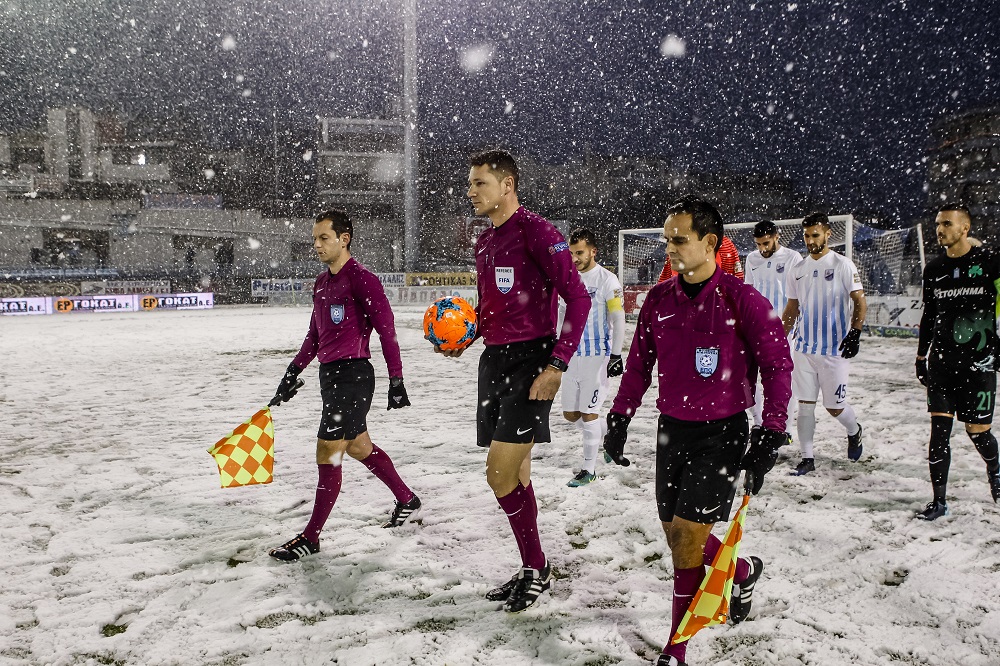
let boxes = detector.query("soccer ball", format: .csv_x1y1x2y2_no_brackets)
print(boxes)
423,296,477,351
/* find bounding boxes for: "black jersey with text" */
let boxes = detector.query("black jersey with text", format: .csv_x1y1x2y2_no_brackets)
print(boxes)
918,246,1000,369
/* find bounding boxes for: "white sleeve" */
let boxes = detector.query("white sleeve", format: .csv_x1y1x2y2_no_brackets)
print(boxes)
791,250,805,270
603,272,626,356
844,259,863,292
609,307,626,356
786,263,801,300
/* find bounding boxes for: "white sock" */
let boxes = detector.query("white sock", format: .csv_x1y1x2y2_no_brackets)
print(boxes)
752,383,764,427
797,402,816,459
785,395,796,434
581,419,601,474
835,405,860,436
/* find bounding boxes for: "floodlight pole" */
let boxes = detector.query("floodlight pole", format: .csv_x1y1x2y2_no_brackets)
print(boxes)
403,0,418,271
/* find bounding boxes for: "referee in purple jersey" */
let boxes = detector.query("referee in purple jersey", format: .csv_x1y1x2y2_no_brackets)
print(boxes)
435,150,590,612
603,197,792,666
267,210,421,562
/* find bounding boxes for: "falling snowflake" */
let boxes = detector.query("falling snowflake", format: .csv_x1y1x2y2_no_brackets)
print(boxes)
659,34,686,59
460,43,495,73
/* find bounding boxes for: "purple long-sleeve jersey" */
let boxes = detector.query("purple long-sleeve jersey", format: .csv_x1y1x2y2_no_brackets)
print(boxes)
611,269,792,431
291,258,403,376
475,206,590,363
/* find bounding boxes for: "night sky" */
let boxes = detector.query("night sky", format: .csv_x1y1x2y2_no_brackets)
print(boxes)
2,0,998,224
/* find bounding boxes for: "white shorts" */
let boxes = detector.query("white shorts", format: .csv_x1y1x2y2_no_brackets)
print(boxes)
792,351,851,409
561,355,610,414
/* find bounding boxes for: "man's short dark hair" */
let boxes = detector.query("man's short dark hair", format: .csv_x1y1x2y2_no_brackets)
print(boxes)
315,209,353,249
569,228,598,248
753,220,777,238
665,195,723,252
469,149,519,191
937,202,971,217
802,212,830,229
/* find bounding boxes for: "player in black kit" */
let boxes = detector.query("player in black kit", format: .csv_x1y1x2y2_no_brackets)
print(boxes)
915,204,1000,520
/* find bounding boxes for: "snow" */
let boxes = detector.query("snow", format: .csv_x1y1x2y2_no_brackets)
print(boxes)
2,305,999,666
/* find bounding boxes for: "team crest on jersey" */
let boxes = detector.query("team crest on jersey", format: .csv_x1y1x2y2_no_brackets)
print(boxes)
776,263,785,273
825,269,835,281
495,267,514,294
330,303,345,324
813,270,818,278
695,347,719,378
970,265,983,277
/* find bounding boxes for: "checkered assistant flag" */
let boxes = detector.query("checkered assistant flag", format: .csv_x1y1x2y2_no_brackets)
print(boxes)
670,492,751,645
208,408,275,488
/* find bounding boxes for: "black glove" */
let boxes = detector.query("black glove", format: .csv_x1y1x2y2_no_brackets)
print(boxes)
839,328,862,359
741,428,788,495
269,363,303,407
603,412,632,467
915,358,928,387
387,377,410,410
607,354,624,378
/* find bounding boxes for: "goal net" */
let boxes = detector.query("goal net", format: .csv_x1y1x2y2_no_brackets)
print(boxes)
618,215,925,336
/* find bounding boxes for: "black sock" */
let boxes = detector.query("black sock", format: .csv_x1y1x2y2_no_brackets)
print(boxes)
969,430,1000,475
929,416,953,503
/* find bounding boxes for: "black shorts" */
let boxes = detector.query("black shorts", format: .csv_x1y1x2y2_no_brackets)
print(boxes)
477,337,556,448
655,412,749,524
317,359,375,440
927,363,996,425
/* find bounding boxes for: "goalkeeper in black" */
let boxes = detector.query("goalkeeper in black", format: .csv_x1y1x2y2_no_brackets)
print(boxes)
915,204,1000,520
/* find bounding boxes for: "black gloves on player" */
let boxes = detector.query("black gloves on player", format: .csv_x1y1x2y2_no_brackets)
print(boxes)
741,428,789,495
607,354,624,378
603,412,632,467
270,363,304,407
915,358,928,386
839,328,862,359
387,377,411,410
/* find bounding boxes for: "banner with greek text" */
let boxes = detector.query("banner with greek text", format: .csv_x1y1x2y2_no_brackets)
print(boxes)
0,297,52,316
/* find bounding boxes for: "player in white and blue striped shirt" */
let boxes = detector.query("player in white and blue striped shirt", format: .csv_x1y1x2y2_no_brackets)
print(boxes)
745,220,804,432
558,228,626,487
782,212,868,475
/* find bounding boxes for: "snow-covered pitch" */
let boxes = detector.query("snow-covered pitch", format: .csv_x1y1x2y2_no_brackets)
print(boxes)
2,306,998,666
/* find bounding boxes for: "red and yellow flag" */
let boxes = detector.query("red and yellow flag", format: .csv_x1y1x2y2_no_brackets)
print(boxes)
671,493,751,645
208,408,274,488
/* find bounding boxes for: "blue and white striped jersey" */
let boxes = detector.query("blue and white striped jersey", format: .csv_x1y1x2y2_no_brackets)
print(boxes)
786,251,863,357
745,245,804,313
559,264,623,357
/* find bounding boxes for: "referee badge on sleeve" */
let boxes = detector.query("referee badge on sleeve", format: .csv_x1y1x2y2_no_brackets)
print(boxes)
695,347,719,378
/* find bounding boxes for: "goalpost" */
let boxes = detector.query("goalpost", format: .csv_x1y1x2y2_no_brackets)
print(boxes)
618,215,925,336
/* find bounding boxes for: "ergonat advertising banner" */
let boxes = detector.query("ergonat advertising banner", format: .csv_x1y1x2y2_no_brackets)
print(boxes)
1,293,214,316
0,297,52,316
